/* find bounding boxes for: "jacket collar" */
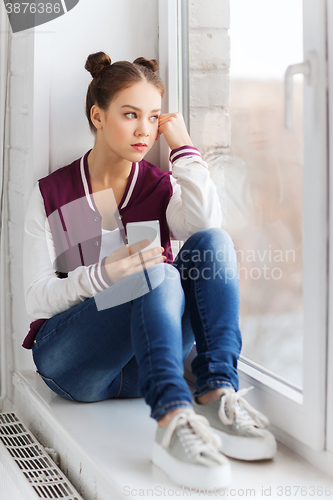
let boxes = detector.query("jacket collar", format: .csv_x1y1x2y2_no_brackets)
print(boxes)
80,150,139,212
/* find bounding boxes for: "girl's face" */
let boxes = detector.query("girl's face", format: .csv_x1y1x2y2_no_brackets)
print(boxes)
94,80,162,163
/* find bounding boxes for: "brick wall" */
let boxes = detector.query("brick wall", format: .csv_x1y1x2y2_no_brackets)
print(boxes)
188,0,230,223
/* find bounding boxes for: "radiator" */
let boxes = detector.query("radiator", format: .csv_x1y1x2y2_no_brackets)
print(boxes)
0,412,84,500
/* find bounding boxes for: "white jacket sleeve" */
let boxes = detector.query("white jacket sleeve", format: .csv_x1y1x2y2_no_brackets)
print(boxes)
166,146,223,241
23,183,112,322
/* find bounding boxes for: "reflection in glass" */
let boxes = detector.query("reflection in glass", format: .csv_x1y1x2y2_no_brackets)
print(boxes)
226,0,304,386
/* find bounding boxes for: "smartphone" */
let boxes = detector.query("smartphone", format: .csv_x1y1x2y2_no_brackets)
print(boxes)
126,220,161,259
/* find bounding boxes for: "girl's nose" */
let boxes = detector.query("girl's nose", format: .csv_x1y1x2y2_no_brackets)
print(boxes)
136,121,149,137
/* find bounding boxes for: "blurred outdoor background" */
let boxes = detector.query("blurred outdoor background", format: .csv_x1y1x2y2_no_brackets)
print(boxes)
189,0,304,387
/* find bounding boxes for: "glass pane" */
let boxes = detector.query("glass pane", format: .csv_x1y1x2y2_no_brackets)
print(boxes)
227,0,304,387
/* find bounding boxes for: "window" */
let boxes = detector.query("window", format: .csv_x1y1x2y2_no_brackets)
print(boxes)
228,0,304,389
177,0,331,455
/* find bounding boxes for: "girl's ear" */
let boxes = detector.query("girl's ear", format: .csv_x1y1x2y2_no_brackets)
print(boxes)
155,130,161,141
91,105,103,130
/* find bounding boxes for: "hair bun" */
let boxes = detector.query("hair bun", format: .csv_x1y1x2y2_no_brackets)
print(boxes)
133,57,159,73
85,52,111,79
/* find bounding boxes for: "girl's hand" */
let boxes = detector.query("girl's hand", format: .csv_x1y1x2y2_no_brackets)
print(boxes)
156,112,193,150
104,239,166,284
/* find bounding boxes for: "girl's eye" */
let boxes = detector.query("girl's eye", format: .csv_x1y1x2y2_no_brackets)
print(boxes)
124,112,159,122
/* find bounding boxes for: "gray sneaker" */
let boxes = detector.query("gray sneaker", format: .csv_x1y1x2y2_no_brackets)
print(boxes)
152,408,231,490
193,387,277,461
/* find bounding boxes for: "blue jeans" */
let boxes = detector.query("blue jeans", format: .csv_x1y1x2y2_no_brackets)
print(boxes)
32,228,242,421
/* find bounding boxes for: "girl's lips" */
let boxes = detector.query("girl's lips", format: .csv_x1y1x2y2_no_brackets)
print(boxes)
249,140,267,149
131,144,147,152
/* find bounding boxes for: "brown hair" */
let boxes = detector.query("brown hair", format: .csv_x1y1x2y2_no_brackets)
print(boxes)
84,51,165,134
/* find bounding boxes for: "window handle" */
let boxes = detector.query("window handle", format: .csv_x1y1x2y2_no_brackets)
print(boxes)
284,52,317,130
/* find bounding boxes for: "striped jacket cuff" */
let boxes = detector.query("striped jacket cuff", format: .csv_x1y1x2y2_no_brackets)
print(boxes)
88,256,113,294
169,145,204,165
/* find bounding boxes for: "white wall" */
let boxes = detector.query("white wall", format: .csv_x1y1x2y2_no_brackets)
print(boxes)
46,0,160,172
5,0,160,400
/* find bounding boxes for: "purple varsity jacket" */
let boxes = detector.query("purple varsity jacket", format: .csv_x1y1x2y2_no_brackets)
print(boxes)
22,149,174,349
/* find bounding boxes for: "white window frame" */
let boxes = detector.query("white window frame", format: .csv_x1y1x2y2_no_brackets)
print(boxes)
238,0,329,454
163,0,333,472
158,0,181,172
0,2,10,410
327,0,333,457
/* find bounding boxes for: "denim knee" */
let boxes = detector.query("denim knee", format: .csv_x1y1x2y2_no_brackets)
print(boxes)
177,228,237,265
133,262,185,317
154,262,184,293
188,227,235,249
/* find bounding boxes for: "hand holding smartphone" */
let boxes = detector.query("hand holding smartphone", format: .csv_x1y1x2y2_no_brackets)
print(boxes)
104,220,164,286
126,220,162,262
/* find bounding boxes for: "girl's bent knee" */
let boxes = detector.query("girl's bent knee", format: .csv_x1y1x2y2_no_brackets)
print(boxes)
189,227,235,250
150,262,182,283
143,263,184,303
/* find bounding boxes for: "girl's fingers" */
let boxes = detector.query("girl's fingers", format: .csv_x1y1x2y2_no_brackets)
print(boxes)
107,239,152,264
158,112,180,123
128,239,152,255
131,254,166,273
158,118,172,127
158,116,172,126
129,245,164,265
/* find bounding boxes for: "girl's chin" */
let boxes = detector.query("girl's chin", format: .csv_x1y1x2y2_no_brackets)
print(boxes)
130,148,150,159
121,151,147,164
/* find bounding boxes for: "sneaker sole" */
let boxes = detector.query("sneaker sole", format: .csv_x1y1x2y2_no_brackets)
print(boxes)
152,441,231,490
213,428,277,461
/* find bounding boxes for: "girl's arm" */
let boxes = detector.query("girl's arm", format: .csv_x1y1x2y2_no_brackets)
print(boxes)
23,184,113,321
165,146,223,241
157,113,222,240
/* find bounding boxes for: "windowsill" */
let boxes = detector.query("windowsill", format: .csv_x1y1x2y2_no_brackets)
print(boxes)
12,370,333,500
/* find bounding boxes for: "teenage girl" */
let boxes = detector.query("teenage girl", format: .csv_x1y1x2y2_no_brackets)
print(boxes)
23,51,277,490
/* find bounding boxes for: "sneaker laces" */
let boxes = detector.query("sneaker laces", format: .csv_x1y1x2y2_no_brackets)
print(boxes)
160,411,225,466
218,386,270,429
